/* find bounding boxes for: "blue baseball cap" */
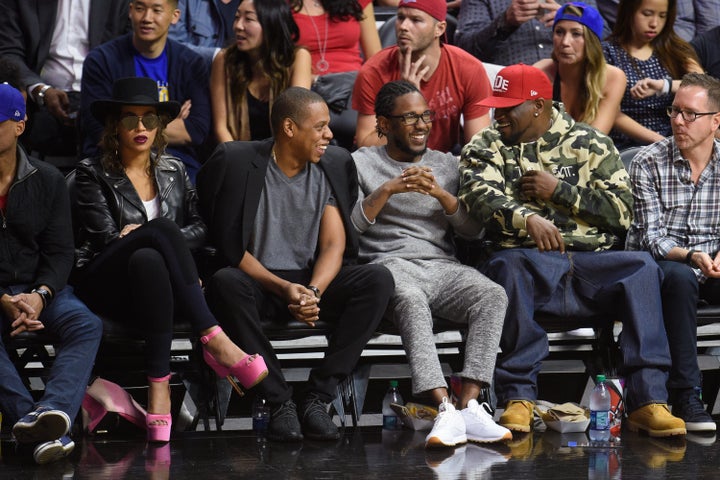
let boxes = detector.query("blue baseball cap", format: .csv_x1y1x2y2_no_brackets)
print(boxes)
553,2,604,40
0,83,25,122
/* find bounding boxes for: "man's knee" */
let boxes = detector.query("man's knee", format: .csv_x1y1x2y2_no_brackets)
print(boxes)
208,267,254,301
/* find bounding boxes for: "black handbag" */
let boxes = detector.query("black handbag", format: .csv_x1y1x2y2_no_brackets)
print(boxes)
311,71,358,114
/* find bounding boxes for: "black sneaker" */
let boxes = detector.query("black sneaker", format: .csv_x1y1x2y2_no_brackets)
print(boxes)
299,392,340,440
267,399,303,442
672,389,717,432
12,407,71,444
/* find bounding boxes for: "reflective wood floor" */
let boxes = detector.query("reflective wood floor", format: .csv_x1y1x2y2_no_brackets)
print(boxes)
1,422,718,479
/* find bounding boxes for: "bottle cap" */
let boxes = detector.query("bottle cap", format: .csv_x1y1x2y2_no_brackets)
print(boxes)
389,380,399,387
596,374,606,382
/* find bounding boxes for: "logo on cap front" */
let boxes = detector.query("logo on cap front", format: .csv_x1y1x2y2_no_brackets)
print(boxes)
493,76,510,93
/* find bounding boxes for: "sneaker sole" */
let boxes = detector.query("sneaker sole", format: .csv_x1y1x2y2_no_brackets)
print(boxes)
467,431,513,443
33,440,75,465
499,422,531,433
425,434,468,448
13,411,71,444
685,421,717,432
627,420,687,437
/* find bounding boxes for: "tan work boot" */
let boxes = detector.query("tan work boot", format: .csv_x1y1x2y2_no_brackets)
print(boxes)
627,404,686,437
499,400,534,433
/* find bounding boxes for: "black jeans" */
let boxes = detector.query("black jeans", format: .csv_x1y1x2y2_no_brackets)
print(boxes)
206,263,393,405
659,260,720,392
74,218,217,377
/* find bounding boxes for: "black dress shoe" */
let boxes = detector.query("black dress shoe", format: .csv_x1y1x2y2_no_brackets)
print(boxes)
300,392,340,440
267,400,303,442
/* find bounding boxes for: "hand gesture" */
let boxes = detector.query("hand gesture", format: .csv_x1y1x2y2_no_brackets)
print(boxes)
505,0,545,26
399,47,430,88
119,224,142,238
630,78,665,99
401,166,447,199
1,293,45,336
526,214,565,253
44,88,75,126
692,251,720,278
519,170,558,201
284,283,320,327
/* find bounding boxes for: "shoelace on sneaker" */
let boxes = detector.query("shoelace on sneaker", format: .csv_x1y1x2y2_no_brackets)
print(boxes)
679,393,709,419
273,400,298,421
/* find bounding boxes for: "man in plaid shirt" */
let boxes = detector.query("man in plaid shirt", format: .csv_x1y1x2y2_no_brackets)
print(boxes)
627,72,720,434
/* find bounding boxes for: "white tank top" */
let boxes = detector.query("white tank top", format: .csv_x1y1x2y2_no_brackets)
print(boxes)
143,196,161,220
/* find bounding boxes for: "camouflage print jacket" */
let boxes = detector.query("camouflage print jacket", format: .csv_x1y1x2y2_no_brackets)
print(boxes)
458,103,632,251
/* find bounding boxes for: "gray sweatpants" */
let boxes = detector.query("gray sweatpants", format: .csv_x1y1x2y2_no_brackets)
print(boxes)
377,257,507,395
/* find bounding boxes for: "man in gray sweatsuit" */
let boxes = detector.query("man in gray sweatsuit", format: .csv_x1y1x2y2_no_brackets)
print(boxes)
351,80,511,449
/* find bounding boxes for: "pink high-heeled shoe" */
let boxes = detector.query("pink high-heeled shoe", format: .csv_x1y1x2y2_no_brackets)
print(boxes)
201,327,268,397
147,374,172,443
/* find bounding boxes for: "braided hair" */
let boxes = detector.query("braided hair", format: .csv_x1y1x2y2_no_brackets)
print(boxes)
374,80,421,137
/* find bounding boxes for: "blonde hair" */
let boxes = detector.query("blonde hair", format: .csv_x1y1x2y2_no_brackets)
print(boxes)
552,5,606,124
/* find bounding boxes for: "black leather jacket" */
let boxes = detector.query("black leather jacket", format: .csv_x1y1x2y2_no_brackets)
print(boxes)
73,154,207,269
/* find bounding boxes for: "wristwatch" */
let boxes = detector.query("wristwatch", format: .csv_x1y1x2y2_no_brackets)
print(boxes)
31,287,52,308
307,285,321,299
35,85,52,106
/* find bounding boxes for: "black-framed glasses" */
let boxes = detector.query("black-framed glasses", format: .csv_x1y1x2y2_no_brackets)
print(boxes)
666,106,719,123
386,110,436,126
119,113,161,130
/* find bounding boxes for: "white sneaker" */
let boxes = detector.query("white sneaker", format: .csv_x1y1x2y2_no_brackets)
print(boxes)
425,397,467,448
462,400,513,443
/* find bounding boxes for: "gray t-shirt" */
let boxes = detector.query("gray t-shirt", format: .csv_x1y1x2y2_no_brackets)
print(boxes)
351,146,482,263
249,160,335,270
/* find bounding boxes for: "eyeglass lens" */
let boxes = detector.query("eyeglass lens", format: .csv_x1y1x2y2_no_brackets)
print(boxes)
120,113,160,130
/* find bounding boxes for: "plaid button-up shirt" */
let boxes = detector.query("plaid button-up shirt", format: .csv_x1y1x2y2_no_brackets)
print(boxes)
626,136,720,281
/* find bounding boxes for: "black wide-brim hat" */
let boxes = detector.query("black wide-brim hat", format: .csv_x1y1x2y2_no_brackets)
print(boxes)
90,76,181,122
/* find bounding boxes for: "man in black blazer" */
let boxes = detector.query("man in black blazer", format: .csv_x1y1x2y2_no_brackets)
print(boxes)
0,0,129,157
197,87,394,442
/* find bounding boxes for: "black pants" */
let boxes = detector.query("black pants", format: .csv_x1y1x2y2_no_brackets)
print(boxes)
206,263,394,405
659,260,720,392
74,218,217,377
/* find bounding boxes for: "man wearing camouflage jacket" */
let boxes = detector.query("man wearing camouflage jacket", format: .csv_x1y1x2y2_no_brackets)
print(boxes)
458,64,686,438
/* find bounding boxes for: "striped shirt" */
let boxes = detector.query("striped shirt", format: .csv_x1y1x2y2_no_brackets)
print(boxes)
626,136,720,281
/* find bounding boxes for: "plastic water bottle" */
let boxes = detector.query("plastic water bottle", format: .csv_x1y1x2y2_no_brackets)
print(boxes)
382,380,403,429
252,394,270,433
589,374,611,441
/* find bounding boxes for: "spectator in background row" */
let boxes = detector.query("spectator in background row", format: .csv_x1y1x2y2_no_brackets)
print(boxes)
691,26,720,80
459,64,686,438
169,0,241,68
602,0,702,150
626,73,719,434
534,2,626,134
292,0,382,149
0,0,129,159
210,0,311,144
353,0,491,153
73,77,268,444
596,0,720,42
455,0,606,67
81,0,212,183
0,82,102,465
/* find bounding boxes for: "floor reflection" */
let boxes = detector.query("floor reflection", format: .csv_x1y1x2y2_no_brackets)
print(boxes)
1,424,718,479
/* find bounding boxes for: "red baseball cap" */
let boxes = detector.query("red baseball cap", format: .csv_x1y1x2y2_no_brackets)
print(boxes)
398,0,447,22
480,64,553,109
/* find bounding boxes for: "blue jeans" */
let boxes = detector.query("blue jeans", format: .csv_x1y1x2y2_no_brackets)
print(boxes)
0,286,102,425
481,249,672,412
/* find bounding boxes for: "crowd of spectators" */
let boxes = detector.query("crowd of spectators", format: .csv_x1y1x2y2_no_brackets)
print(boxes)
1,0,720,466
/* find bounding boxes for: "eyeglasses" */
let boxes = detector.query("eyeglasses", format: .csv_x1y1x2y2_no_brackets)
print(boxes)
666,106,719,123
119,113,161,130
386,110,436,126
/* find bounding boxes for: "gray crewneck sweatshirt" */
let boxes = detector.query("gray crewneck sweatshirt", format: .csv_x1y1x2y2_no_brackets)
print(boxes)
351,146,483,263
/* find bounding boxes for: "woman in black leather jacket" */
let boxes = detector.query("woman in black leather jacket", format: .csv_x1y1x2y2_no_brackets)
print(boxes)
72,77,268,443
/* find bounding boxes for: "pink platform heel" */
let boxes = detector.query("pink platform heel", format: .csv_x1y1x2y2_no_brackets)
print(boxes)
200,327,269,397
146,374,172,443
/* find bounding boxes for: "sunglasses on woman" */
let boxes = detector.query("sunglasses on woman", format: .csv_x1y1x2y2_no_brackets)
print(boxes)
119,113,161,130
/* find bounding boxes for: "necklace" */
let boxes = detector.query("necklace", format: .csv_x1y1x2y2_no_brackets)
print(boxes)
305,5,329,73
